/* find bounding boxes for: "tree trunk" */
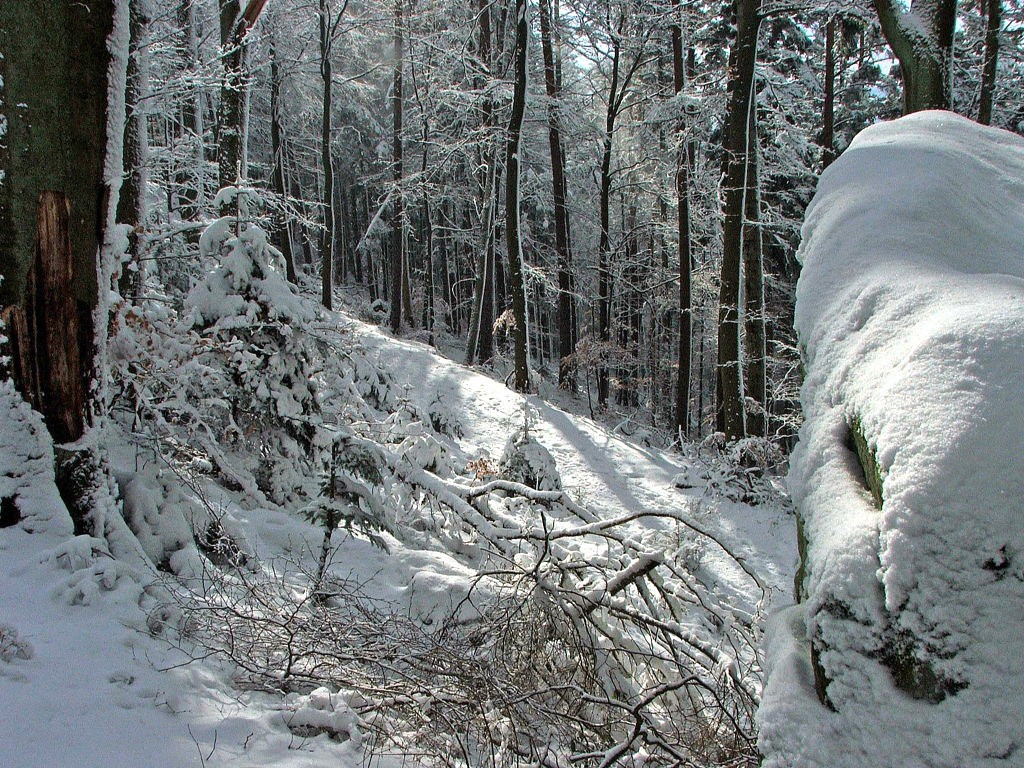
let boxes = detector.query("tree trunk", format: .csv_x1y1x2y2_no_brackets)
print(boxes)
539,0,574,389
117,0,150,300
672,0,693,439
390,0,405,333
821,17,836,168
716,0,760,440
873,0,957,114
504,0,530,392
319,0,335,309
978,0,1001,125
176,0,203,222
217,0,245,199
465,0,496,365
0,0,117,443
270,41,297,283
742,103,766,438
597,34,622,409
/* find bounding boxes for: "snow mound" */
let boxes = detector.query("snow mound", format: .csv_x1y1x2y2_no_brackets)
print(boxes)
759,111,1024,766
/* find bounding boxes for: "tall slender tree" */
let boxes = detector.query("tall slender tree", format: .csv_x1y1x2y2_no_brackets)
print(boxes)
716,0,761,440
671,0,693,438
742,103,766,438
539,0,575,389
320,0,336,309
390,0,406,332
505,0,531,392
978,0,1002,125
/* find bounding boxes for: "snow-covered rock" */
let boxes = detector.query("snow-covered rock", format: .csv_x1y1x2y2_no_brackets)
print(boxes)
759,112,1024,767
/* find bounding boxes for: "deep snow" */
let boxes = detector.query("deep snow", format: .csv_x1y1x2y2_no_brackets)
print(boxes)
0,307,794,767
759,111,1024,767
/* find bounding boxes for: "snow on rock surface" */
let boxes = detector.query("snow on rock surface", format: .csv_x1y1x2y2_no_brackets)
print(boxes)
759,111,1024,767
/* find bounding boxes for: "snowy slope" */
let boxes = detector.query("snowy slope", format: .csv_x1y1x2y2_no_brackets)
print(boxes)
1,307,794,767
350,319,795,609
759,111,1024,767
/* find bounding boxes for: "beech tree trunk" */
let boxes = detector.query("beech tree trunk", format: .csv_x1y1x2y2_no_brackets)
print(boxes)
873,0,957,114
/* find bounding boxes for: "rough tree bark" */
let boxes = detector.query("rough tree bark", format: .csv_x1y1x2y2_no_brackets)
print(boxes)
0,0,117,444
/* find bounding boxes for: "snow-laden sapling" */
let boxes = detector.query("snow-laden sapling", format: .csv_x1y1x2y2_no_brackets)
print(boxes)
184,190,321,503
498,405,560,491
0,623,33,663
427,389,463,440
304,430,391,597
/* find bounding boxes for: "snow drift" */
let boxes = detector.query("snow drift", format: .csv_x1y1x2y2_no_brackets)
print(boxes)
759,111,1024,766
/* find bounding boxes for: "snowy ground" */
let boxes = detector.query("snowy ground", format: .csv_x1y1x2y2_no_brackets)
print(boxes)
0,309,795,767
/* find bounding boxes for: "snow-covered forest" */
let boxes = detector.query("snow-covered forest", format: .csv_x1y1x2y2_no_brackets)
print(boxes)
1,0,1023,765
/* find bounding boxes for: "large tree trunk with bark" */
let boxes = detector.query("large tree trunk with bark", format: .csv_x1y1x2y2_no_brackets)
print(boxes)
505,0,530,392
538,0,575,390
873,0,957,114
716,0,760,441
217,0,245,199
0,0,117,444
